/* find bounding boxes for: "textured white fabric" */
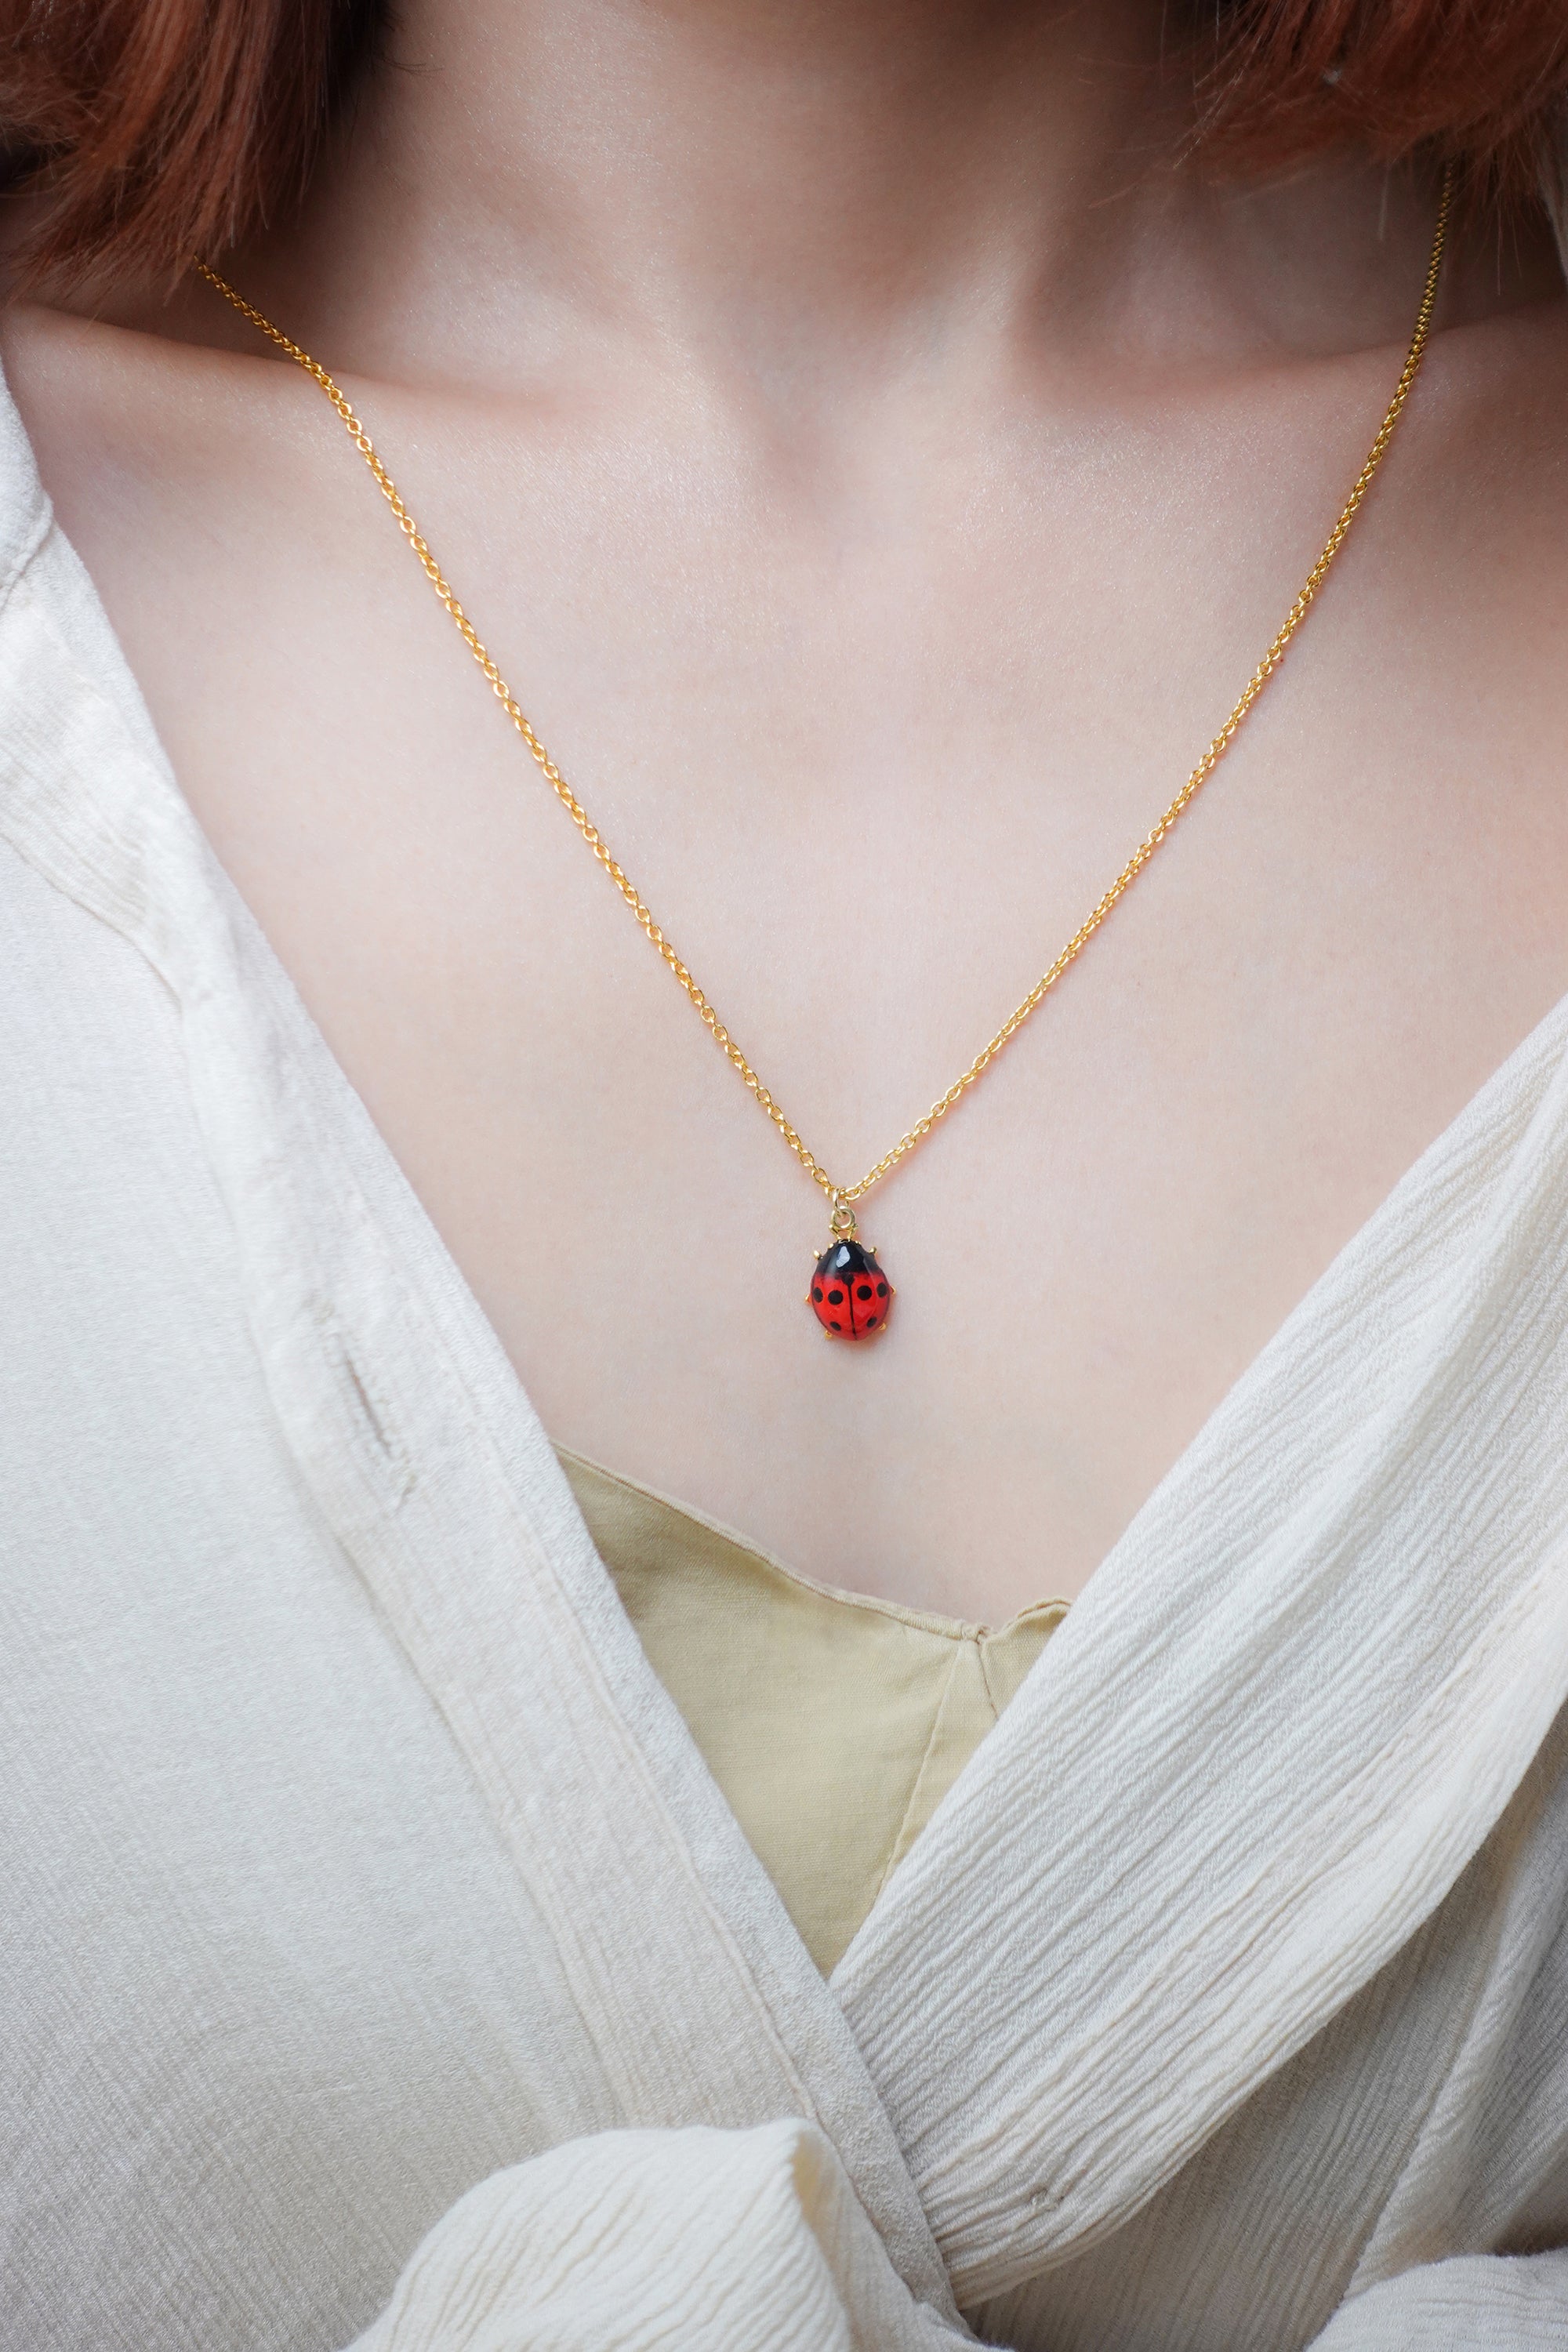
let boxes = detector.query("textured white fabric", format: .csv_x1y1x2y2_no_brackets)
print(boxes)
1,353,1566,2350
1311,2251,1568,2347
350,2123,957,2352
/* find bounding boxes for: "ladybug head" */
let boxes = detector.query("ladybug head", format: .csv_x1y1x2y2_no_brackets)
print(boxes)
817,1240,873,1281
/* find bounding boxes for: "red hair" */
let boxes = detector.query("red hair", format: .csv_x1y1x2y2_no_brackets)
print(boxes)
0,0,379,293
1201,1,1568,194
2,1,1566,295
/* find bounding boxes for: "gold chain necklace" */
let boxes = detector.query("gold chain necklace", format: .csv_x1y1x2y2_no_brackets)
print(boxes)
197,171,1450,1343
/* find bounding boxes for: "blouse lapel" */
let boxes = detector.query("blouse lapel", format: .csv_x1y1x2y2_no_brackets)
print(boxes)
834,992,1568,2305
0,405,957,2327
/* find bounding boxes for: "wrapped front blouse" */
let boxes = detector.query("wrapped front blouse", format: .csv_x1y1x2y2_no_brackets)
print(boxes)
2,358,1566,2350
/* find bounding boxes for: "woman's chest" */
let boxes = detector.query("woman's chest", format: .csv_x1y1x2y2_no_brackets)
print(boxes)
14,307,1568,1619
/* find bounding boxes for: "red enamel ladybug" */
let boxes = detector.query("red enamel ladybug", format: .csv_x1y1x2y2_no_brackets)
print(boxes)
808,1240,894,1341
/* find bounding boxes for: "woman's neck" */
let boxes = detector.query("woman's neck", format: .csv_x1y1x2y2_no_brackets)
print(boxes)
220,0,1520,400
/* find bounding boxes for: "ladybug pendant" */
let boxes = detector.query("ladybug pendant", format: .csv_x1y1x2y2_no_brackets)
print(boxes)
808,1236,895,1341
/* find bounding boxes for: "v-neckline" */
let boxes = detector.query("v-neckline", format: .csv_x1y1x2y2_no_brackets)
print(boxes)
6,364,1568,2320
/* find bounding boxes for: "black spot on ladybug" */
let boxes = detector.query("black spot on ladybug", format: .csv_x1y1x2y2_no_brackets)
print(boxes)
830,1319,842,1330
828,1287,844,1305
812,1287,823,1302
877,1282,887,1298
856,1283,872,1300
867,1315,878,1327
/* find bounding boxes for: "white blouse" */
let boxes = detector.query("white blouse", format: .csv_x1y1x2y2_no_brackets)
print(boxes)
2,359,1566,2350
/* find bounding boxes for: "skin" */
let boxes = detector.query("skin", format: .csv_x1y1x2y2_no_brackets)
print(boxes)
5,0,1568,1620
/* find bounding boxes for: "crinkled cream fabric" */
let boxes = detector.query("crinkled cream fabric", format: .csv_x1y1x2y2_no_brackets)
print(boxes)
2,361,1567,2350
557,1446,1066,1975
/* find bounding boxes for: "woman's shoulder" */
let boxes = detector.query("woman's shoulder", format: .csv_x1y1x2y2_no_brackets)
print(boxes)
1413,289,1568,585
0,296,353,539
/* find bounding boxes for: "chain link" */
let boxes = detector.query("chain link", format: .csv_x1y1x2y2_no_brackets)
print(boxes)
195,172,1449,1213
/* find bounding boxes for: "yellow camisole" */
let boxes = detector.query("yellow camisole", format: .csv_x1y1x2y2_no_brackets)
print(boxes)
557,1448,1069,1975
